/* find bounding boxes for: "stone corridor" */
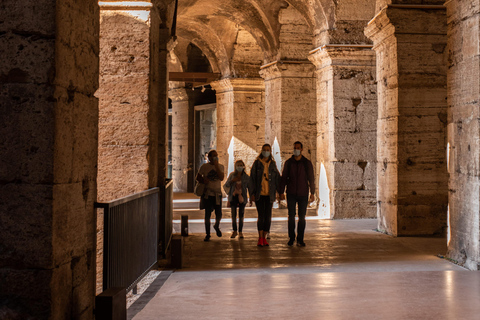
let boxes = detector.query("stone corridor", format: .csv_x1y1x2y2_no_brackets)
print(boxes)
3,0,480,318
129,217,480,320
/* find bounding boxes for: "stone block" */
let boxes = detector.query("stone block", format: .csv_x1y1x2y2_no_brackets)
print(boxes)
52,182,96,264
377,200,398,236
0,268,53,319
97,145,149,201
0,35,55,85
332,161,375,191
397,204,447,236
332,190,377,219
0,84,55,184
100,12,150,77
334,131,376,161
56,0,99,95
0,184,53,269
54,91,99,184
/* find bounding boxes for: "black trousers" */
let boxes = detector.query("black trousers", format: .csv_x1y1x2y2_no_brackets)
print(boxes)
256,195,272,232
204,195,222,235
231,195,246,232
287,194,308,243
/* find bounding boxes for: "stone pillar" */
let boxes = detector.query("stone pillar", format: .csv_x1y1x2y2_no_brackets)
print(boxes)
211,79,265,173
309,46,377,219
97,3,155,202
0,1,99,319
259,62,316,173
149,26,173,189
446,0,480,270
365,5,448,236
169,87,194,192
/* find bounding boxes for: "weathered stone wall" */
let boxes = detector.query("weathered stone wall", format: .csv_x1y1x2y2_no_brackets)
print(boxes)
232,28,264,78
278,5,312,60
0,0,99,319
366,5,448,236
260,63,317,172
446,0,480,270
97,10,151,202
310,47,377,219
212,79,265,174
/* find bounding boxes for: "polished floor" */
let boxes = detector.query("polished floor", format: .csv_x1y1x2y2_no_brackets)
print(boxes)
131,196,480,320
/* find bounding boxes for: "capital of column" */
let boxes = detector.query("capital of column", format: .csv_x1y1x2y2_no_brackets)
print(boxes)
169,87,190,102
365,5,446,46
210,78,265,94
259,61,315,81
308,45,376,70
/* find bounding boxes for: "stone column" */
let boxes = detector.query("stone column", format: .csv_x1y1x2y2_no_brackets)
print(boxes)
149,26,174,189
365,5,448,236
309,46,377,219
0,1,99,319
259,62,316,174
97,3,157,201
169,87,194,192
445,0,480,270
211,78,265,174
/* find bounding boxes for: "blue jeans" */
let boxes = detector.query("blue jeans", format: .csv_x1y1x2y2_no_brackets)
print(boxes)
204,195,222,235
287,194,308,243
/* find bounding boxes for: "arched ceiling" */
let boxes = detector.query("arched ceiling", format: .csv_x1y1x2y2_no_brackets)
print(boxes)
162,0,375,78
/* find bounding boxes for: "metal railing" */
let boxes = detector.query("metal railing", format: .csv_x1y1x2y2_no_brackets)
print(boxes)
95,188,159,292
158,179,173,258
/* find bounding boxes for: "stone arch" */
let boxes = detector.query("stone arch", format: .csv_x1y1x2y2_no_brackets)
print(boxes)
176,0,279,61
177,19,229,75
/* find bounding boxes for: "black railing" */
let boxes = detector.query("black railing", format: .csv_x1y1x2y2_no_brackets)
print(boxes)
158,179,173,258
95,188,159,292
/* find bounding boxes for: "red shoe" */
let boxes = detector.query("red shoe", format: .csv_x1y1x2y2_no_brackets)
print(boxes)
263,238,269,246
257,238,263,247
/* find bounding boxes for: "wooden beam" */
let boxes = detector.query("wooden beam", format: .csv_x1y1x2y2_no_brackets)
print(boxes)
169,72,221,83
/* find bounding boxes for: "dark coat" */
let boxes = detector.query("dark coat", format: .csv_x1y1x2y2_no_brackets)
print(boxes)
250,157,280,203
279,155,315,197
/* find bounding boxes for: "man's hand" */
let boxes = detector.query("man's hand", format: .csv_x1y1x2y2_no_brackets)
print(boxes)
279,194,285,201
309,194,315,202
250,195,255,202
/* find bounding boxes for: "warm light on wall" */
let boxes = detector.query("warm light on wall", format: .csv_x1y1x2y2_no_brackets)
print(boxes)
272,137,282,173
318,163,331,219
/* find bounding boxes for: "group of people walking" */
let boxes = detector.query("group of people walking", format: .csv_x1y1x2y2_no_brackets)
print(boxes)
196,141,315,247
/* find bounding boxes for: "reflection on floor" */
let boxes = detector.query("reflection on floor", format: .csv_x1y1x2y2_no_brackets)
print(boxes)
131,213,480,320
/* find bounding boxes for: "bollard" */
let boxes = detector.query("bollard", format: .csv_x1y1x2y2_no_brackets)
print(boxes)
170,234,183,269
95,287,126,320
181,215,189,236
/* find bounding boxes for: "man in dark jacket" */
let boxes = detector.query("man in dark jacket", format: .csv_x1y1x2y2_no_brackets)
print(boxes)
279,141,315,246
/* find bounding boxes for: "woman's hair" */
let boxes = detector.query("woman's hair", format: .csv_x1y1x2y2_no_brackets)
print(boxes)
257,143,274,162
